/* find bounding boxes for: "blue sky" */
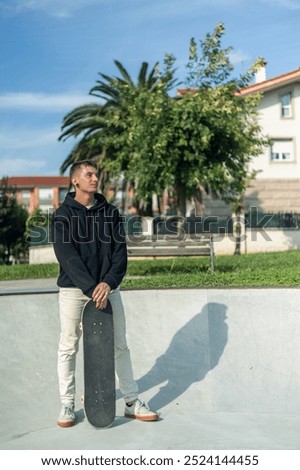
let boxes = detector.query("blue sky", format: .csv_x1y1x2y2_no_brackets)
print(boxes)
1,0,300,177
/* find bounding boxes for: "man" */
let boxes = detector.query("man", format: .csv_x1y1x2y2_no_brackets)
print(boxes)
52,159,158,427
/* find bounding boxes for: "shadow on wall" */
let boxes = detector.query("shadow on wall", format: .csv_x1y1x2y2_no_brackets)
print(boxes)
133,302,228,410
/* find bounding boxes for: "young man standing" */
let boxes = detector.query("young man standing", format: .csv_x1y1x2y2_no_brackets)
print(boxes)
52,160,158,427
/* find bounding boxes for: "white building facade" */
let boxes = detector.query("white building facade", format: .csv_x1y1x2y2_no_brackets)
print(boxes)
242,67,300,213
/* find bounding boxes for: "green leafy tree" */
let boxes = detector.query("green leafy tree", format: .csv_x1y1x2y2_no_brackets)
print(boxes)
163,23,269,216
185,23,234,89
98,56,177,208
105,24,268,218
167,85,267,216
0,178,28,263
58,24,268,222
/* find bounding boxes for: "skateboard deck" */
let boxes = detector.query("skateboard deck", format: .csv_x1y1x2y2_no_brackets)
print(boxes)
82,299,115,428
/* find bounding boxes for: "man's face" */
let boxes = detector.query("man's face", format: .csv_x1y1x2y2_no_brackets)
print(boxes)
73,165,98,193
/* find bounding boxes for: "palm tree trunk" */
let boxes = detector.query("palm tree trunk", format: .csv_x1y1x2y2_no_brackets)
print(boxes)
233,209,242,256
176,185,186,218
139,197,153,217
175,185,186,239
193,184,205,216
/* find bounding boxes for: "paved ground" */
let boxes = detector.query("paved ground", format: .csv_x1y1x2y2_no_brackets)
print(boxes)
1,283,300,450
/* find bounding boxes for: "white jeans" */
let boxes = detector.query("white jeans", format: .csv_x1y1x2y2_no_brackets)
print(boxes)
57,287,138,405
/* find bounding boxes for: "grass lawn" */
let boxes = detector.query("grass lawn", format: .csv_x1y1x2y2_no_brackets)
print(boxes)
1,250,300,288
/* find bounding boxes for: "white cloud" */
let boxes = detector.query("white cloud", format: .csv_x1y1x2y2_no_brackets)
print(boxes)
229,51,250,65
0,158,46,177
0,92,95,175
0,0,112,17
121,0,243,23
1,0,298,19
0,127,59,150
0,125,74,176
260,0,300,9
0,0,246,19
0,92,98,111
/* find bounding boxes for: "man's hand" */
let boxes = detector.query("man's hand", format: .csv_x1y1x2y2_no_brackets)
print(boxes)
92,282,111,309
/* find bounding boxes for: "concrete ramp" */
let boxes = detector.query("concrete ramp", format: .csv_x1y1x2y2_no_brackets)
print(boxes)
1,288,300,450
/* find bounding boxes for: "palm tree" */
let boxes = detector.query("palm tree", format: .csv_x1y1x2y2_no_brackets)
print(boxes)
59,103,105,174
58,59,172,211
59,60,158,202
59,60,164,171
90,60,159,105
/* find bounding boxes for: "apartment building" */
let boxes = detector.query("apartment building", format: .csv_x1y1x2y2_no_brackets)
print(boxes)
6,176,70,214
241,66,300,213
176,65,300,217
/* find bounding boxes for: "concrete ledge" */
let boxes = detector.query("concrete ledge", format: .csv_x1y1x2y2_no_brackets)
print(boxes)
1,288,300,450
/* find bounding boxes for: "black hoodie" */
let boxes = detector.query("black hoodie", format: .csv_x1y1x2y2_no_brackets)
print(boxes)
52,192,127,297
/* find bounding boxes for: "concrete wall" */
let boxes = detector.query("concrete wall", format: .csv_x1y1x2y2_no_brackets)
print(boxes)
214,228,300,255
245,178,300,212
1,288,300,450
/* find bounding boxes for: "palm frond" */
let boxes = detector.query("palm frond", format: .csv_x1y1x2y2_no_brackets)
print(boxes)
114,60,134,86
146,63,159,87
137,62,149,87
60,135,104,175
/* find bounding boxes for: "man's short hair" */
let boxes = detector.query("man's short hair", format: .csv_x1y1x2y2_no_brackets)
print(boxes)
69,160,98,180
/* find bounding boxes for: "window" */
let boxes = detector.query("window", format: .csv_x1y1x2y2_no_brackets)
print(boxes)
270,139,294,162
39,187,53,211
59,188,68,204
21,189,30,208
280,92,292,118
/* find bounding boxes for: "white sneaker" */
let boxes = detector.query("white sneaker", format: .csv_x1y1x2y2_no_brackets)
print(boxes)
124,399,159,421
57,403,75,427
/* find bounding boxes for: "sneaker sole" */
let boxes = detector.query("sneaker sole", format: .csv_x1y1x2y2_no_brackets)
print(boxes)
124,412,159,422
57,420,76,428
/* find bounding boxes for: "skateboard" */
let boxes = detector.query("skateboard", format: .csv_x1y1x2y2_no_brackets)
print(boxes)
82,299,115,428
